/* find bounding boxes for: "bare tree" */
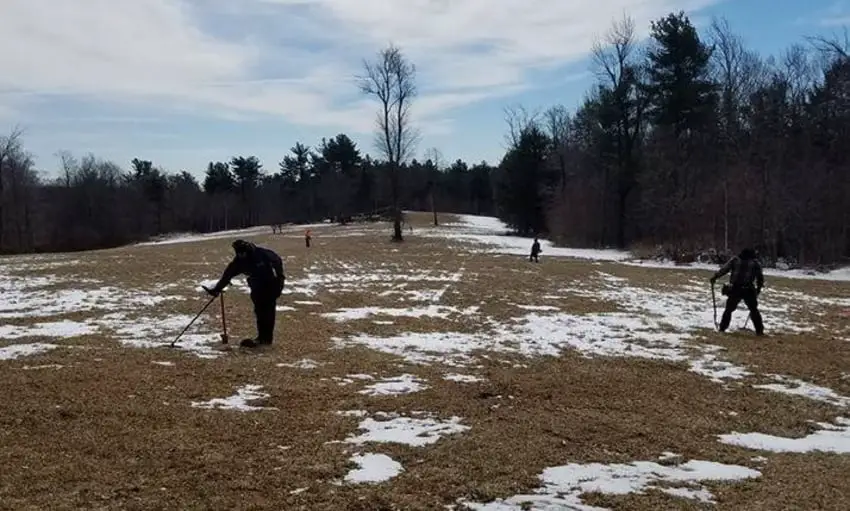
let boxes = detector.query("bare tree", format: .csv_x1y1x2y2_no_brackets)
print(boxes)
503,104,540,148
358,43,419,241
590,15,645,248
708,16,765,252
543,105,571,190
0,127,25,252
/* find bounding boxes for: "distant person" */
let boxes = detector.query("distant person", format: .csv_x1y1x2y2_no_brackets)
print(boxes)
204,240,285,348
710,248,764,336
305,229,312,248
529,237,541,263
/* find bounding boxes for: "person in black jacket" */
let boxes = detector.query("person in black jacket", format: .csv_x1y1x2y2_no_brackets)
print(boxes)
204,239,285,347
529,237,541,263
710,248,765,336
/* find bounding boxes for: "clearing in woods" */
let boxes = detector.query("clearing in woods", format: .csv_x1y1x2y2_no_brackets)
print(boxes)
1,212,849,510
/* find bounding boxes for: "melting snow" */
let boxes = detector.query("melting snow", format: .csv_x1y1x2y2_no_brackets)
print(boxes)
358,374,428,396
719,418,850,453
443,373,485,383
322,305,476,322
459,457,761,509
97,313,224,359
343,412,471,447
277,358,323,369
0,342,60,360
344,453,404,484
0,320,97,340
191,385,277,411
753,375,850,408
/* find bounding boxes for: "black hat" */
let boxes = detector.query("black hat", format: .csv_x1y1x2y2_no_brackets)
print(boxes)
232,239,254,254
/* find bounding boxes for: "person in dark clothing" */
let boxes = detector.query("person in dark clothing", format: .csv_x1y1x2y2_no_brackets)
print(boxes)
305,229,312,248
529,237,541,263
204,240,285,348
710,248,765,336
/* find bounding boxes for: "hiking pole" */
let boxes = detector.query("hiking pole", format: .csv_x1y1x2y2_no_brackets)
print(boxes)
219,291,229,345
170,293,217,347
710,281,720,331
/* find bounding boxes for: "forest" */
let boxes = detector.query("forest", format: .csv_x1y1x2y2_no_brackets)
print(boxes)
0,11,847,267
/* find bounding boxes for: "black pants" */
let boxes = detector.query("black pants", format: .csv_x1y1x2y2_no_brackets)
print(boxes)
529,252,539,262
250,286,281,344
720,286,764,335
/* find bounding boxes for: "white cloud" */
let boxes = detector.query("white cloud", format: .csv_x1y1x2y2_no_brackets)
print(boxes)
0,0,721,135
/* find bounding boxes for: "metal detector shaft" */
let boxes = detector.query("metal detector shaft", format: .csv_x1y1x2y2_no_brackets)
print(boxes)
171,294,217,347
220,291,229,344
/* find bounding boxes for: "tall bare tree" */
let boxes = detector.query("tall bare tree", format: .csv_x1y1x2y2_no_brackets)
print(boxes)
358,43,419,241
0,127,25,252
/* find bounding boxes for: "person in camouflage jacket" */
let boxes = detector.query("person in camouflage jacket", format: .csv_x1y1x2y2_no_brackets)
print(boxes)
710,248,765,335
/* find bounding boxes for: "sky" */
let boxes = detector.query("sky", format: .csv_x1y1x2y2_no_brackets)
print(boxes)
1,0,848,181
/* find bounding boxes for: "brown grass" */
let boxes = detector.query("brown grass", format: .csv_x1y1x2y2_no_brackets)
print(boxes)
0,213,849,510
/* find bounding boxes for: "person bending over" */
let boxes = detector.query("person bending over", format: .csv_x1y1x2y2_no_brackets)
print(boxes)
205,239,285,347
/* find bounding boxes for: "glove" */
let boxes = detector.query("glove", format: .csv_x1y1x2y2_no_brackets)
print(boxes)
202,285,220,297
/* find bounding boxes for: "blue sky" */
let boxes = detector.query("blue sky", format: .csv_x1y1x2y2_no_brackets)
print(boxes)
1,0,848,181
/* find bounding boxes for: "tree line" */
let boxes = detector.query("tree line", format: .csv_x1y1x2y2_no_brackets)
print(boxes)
0,129,496,254
496,12,850,267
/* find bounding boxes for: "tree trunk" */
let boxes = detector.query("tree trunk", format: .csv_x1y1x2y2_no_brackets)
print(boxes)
430,187,438,226
391,163,403,241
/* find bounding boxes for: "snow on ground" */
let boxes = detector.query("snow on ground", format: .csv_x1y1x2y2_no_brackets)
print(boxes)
339,411,471,447
344,453,404,484
191,384,277,411
458,457,762,510
0,320,98,339
719,418,850,454
0,272,182,320
96,313,225,359
321,305,477,322
277,358,324,369
443,373,485,383
753,375,850,408
136,222,330,246
358,374,428,396
0,342,59,360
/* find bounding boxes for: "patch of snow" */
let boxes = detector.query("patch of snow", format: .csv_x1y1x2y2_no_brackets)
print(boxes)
373,320,394,325
459,457,761,510
0,276,182,319
0,342,59,360
344,413,471,447
277,306,297,312
295,300,323,306
514,304,560,312
337,410,369,418
443,373,485,383
289,487,309,495
0,320,97,340
719,418,850,453
152,361,175,366
277,358,323,369
754,375,850,408
96,313,224,359
344,453,404,484
21,364,64,370
191,384,277,411
689,352,753,383
358,374,428,396
322,305,476,322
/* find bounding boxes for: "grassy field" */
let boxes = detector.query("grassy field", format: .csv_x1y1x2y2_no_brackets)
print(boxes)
1,212,849,510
